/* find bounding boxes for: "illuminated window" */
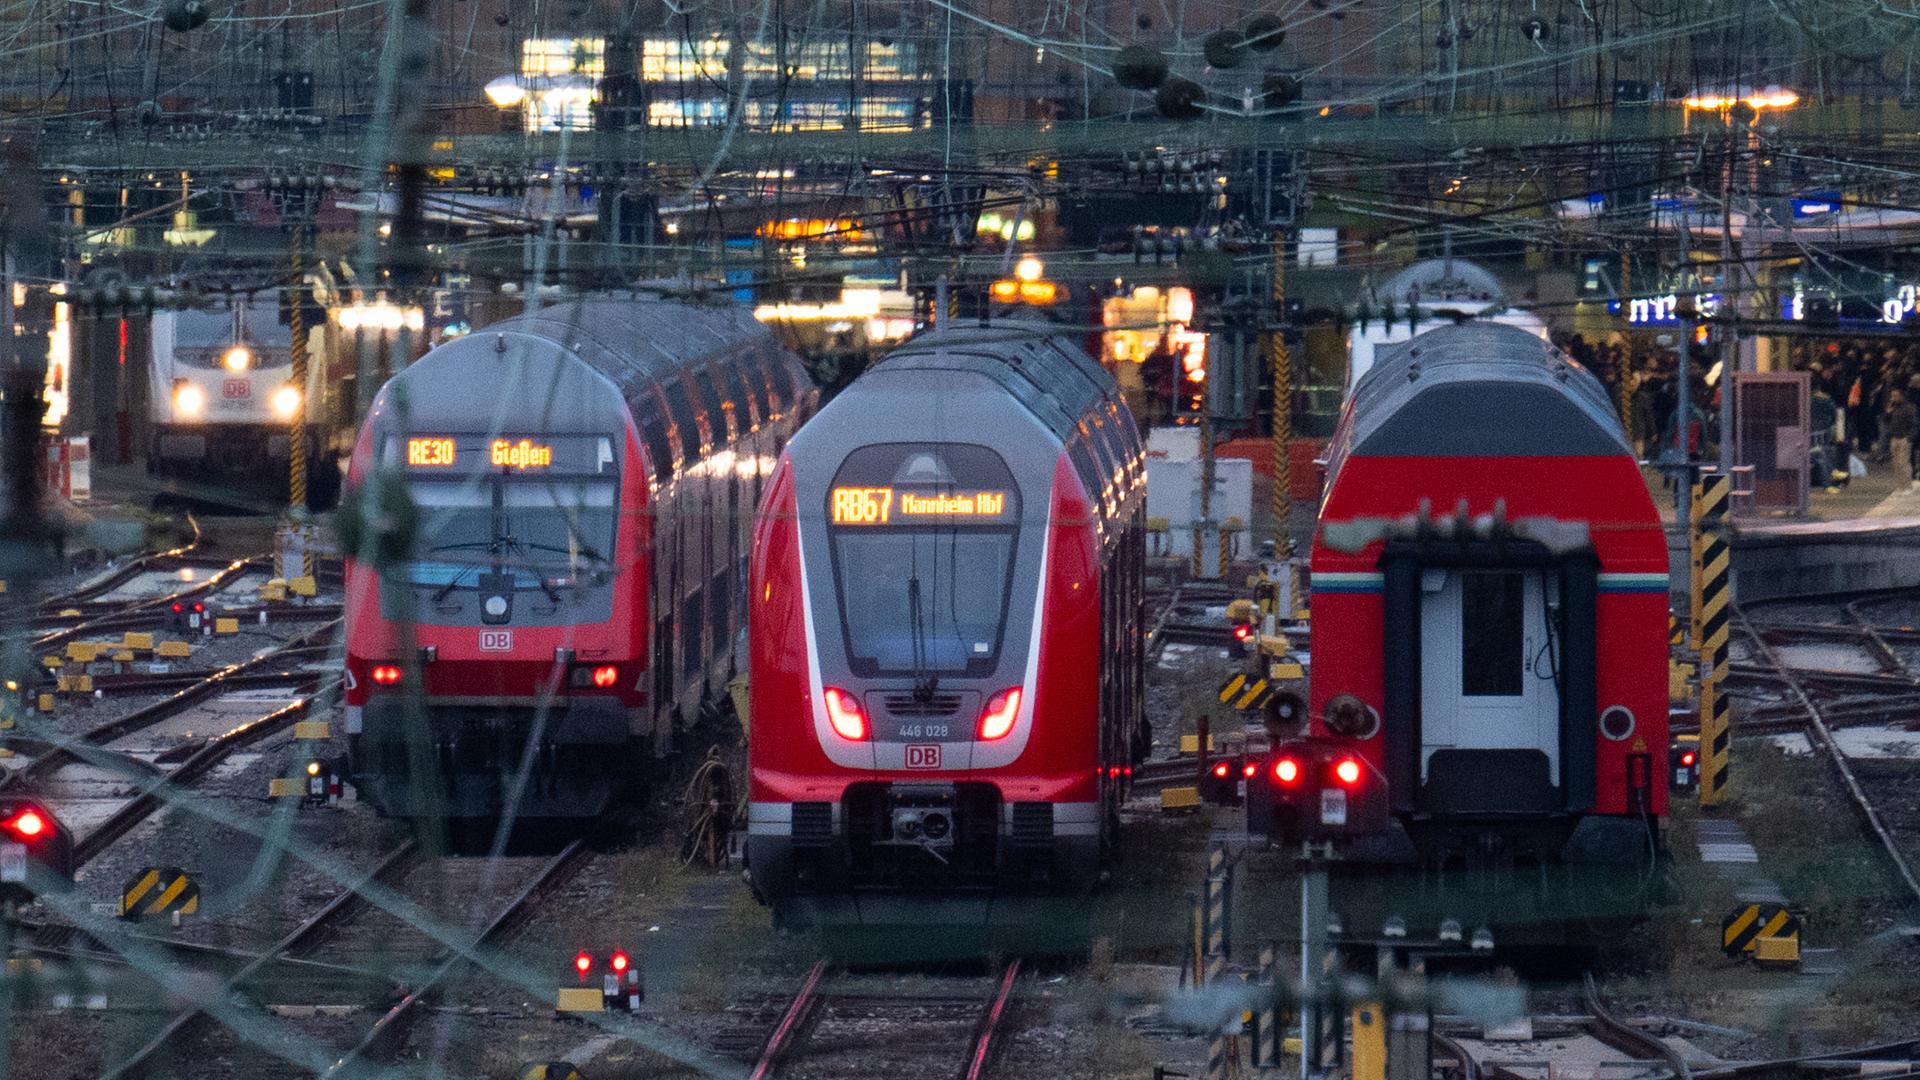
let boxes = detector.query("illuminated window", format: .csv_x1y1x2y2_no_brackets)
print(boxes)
857,97,918,132
521,38,605,77
642,39,728,80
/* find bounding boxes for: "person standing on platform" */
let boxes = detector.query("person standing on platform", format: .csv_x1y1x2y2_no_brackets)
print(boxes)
1886,388,1918,490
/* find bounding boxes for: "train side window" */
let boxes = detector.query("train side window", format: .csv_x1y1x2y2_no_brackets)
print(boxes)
710,569,731,654
693,368,732,443
634,394,676,482
1066,439,1101,503
720,358,759,429
741,349,773,418
682,587,705,680
755,350,786,416
1460,571,1525,696
663,379,703,459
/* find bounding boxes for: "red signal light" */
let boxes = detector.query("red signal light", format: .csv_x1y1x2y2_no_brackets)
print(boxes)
823,687,868,741
574,951,592,975
370,664,402,686
1233,624,1252,641
191,602,204,613
1681,751,1696,767
1242,762,1259,779
1334,756,1362,787
1272,757,1301,784
1212,762,1230,779
5,810,46,839
977,687,1022,741
610,950,630,973
170,602,184,613
591,665,619,688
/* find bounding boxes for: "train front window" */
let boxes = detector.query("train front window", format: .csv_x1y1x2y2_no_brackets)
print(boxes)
825,443,1021,679
409,477,618,590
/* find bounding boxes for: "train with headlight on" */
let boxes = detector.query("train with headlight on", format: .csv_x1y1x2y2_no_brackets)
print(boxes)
341,297,816,823
745,320,1148,912
147,289,337,507
1248,323,1670,942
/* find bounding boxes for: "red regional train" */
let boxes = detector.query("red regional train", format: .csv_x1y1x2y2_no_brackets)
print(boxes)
342,298,816,822
746,322,1147,911
1250,323,1669,938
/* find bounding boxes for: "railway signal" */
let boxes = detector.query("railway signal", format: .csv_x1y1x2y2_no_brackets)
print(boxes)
0,799,75,898
1247,742,1389,844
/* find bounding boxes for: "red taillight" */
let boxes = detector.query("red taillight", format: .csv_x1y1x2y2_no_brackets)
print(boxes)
1334,757,1362,787
1212,762,1230,779
1272,757,1301,784
370,664,402,686
977,687,1022,741
1681,751,1696,767
170,602,183,614
610,950,629,973
574,951,592,975
823,687,867,740
192,602,204,613
591,665,619,688
6,810,46,839
1234,624,1252,641
1242,762,1258,779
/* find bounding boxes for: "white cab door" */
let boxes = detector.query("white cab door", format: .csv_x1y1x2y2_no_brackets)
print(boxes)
1418,568,1560,784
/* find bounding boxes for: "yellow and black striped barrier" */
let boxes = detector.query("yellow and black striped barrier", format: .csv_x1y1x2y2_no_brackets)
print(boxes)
120,866,199,919
1692,474,1732,806
1721,902,1800,961
1217,673,1275,712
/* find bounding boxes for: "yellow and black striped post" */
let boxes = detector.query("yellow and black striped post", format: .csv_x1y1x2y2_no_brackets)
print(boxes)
1691,473,1732,805
1270,231,1292,554
287,223,313,576
1204,843,1233,1080
1251,940,1278,1067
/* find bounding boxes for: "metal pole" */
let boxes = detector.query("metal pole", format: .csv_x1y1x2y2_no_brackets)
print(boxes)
1270,231,1292,554
1300,857,1328,1080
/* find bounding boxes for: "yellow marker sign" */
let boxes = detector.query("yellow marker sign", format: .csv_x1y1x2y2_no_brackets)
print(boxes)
65,642,102,663
156,641,192,658
289,576,318,598
293,720,331,741
122,632,154,651
120,866,199,918
1160,786,1201,811
554,988,606,1015
214,617,240,635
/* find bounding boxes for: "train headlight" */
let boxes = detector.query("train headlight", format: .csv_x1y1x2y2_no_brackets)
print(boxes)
172,381,206,418
823,687,868,741
976,687,1022,741
223,345,252,372
271,384,302,420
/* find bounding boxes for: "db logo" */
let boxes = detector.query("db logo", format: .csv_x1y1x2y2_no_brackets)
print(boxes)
905,744,941,769
222,379,250,399
478,630,513,651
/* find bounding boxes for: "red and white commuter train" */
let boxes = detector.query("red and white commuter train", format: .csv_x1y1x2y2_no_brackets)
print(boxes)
341,297,815,822
746,322,1147,907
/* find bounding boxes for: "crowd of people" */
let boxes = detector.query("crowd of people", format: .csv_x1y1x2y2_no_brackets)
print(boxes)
1556,333,1920,494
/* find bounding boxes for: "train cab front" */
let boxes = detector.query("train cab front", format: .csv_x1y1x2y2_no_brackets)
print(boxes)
342,429,647,823
748,440,1103,906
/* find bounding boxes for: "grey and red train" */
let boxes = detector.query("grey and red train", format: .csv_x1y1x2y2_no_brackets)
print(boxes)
1248,323,1671,940
341,297,815,821
744,322,1149,909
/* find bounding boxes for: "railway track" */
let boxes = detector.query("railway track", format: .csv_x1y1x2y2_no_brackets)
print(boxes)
729,958,1024,1080
1733,602,1920,912
101,839,592,1079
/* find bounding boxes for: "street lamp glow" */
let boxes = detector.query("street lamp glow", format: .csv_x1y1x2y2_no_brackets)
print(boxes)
1014,255,1045,283
1682,86,1799,112
484,75,527,109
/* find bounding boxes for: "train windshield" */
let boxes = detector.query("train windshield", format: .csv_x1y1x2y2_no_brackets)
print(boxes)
383,434,620,591
825,444,1021,679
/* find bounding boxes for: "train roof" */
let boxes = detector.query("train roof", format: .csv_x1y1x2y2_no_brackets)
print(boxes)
1340,323,1628,458
365,296,812,478
861,320,1130,445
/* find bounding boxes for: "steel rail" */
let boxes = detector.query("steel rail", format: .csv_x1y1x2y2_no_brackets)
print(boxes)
323,837,593,1074
1583,973,1691,1080
961,959,1022,1080
30,520,205,614
100,840,423,1080
749,958,830,1080
1734,606,1920,910
1431,1030,1482,1080
30,556,267,650
1,620,339,794
72,680,338,867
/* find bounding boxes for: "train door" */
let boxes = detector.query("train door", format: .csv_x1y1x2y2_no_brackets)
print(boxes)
1417,568,1559,785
